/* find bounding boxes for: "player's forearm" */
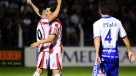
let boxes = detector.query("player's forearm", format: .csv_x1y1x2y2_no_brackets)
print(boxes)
94,37,100,55
48,0,61,22
38,39,52,45
38,35,55,44
30,2,41,17
123,36,132,52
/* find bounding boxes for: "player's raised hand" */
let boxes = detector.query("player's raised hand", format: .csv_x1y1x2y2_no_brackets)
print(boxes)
128,51,135,63
27,0,32,5
30,42,39,48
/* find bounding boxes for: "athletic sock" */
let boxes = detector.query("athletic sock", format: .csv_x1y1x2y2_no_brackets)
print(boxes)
33,72,40,76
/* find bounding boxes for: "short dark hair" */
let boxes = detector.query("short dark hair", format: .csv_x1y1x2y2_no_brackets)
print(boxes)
98,0,110,15
46,0,57,12
39,0,57,14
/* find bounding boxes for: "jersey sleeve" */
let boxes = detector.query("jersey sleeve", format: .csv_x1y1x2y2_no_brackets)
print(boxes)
119,21,127,38
93,22,101,38
49,22,60,35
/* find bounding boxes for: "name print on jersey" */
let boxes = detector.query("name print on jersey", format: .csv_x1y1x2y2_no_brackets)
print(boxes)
103,22,117,28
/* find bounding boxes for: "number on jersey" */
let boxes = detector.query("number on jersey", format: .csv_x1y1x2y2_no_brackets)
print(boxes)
105,29,112,43
37,29,42,40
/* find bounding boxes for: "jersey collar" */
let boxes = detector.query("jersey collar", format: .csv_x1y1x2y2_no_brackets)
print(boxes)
102,15,112,18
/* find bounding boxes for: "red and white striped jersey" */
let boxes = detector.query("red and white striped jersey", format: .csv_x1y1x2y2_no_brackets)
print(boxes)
36,18,50,52
49,19,63,53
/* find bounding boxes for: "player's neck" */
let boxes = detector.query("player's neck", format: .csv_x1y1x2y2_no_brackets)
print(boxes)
101,14,110,17
41,15,46,19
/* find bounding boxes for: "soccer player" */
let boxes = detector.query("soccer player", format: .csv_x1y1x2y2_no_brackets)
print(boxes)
92,0,135,76
27,0,62,76
31,17,63,76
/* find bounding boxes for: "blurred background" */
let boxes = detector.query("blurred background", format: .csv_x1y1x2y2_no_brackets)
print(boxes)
0,0,136,47
0,0,136,76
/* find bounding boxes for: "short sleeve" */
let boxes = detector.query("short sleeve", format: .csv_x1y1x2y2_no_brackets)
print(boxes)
49,22,60,35
119,21,127,38
93,22,101,38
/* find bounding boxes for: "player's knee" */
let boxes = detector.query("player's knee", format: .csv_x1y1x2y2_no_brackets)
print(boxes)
52,69,61,76
52,69,60,74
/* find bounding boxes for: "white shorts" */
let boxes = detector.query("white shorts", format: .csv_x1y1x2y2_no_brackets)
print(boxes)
37,51,50,69
50,53,62,69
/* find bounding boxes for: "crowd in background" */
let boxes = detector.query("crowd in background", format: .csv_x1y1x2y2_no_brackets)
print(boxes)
0,0,136,47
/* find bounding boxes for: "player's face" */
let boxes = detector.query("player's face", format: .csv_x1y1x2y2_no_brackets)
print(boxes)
44,8,52,17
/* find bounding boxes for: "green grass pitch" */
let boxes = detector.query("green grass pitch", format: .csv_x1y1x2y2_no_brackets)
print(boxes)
0,67,136,76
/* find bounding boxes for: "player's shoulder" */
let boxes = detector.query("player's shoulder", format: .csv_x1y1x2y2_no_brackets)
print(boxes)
53,19,61,24
38,18,49,24
94,19,101,24
50,19,62,26
111,17,121,23
93,19,101,26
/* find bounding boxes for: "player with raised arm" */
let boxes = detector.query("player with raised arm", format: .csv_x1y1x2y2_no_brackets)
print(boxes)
92,0,135,76
31,18,63,76
27,0,61,22
27,0,62,76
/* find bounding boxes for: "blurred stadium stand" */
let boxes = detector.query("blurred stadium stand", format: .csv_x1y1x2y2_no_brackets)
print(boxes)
0,0,136,47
